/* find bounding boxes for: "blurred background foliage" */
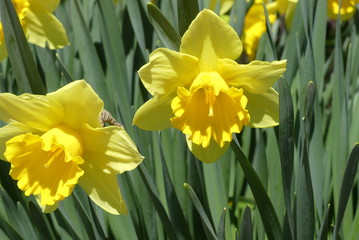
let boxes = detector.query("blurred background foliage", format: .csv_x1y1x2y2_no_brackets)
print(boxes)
0,0,359,239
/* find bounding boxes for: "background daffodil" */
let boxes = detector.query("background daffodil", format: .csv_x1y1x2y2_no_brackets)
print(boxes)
0,80,144,214
327,0,359,21
0,0,69,61
133,9,286,163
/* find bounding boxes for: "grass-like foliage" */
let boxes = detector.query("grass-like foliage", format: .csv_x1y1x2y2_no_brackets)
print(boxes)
0,0,359,239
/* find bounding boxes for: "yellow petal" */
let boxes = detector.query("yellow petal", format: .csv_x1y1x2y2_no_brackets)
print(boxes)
0,122,40,160
79,163,128,215
180,9,242,71
28,0,60,12
138,48,199,97
0,92,64,131
133,92,176,131
218,59,287,94
327,0,357,21
246,88,279,128
5,133,84,206
47,80,103,129
24,8,69,49
242,4,276,60
187,137,230,163
81,124,144,174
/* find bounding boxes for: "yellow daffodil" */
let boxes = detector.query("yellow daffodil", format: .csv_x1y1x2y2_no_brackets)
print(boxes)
0,0,69,61
327,0,359,21
0,80,144,214
267,0,297,28
242,1,277,60
133,9,286,163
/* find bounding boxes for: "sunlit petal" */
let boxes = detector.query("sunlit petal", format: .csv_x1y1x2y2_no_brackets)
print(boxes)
28,0,60,12
0,93,64,132
133,92,176,131
245,88,279,128
81,124,144,174
25,9,69,49
180,9,242,71
139,48,199,97
79,162,128,215
218,59,286,94
47,80,103,129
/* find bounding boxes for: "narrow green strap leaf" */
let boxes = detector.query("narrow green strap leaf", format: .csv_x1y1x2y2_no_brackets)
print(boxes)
278,78,295,239
54,208,82,240
158,134,192,240
217,208,226,240
333,144,359,239
229,0,247,37
147,3,181,51
184,183,217,240
69,0,114,112
230,138,282,240
126,0,147,57
55,53,74,83
239,207,253,240
304,81,316,138
297,81,316,240
0,213,23,240
316,204,331,240
137,164,177,240
0,0,46,94
28,202,56,240
262,3,277,60
177,0,199,36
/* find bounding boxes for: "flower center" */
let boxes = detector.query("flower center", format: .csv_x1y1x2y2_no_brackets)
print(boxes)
204,87,216,116
171,72,250,148
4,126,84,206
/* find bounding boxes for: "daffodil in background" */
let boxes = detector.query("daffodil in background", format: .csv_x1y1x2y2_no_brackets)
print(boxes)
133,9,286,163
327,0,359,21
267,0,297,28
242,0,277,60
0,0,69,61
0,80,144,214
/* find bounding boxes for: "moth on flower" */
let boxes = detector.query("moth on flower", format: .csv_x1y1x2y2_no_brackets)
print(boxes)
133,9,287,163
0,0,69,61
0,80,143,214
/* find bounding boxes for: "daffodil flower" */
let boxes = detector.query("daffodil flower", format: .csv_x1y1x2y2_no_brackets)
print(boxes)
0,0,69,61
133,9,286,163
242,0,277,60
0,80,144,214
327,0,359,21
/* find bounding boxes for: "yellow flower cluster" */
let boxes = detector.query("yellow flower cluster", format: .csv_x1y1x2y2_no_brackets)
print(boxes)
0,1,289,213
